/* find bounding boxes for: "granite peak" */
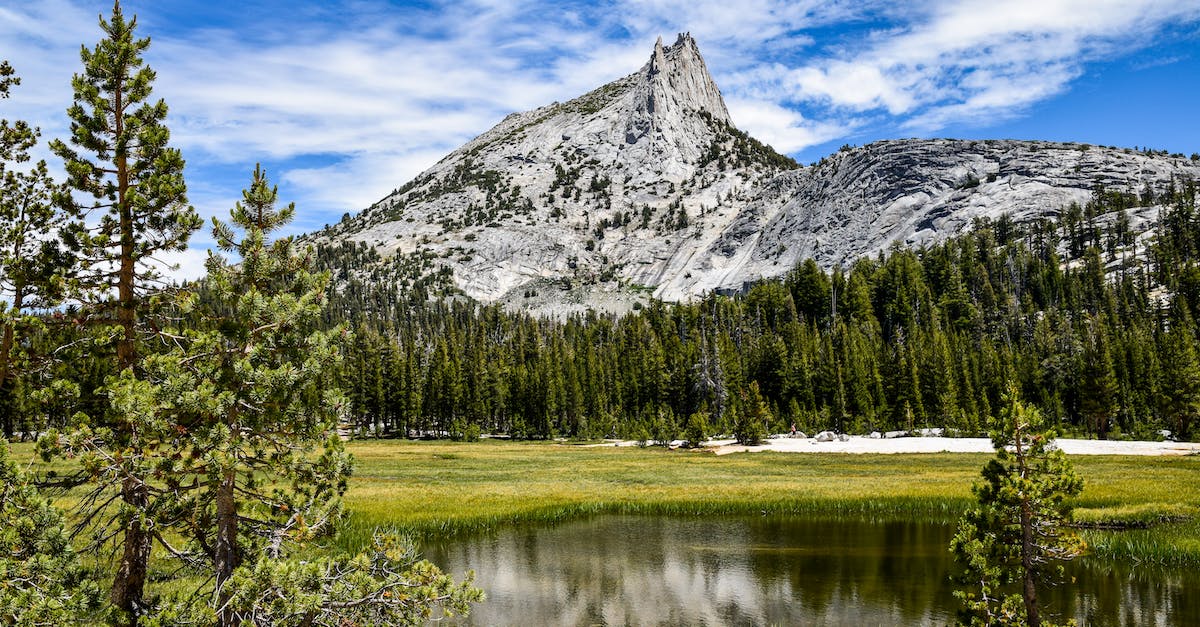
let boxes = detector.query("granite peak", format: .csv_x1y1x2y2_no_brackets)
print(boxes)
316,35,1200,316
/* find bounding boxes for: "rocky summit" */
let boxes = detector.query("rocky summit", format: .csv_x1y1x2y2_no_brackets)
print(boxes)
317,33,1200,316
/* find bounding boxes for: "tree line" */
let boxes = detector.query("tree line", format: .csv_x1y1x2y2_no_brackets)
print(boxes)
329,182,1200,444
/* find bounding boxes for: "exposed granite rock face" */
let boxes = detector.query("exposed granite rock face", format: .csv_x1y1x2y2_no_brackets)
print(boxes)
721,139,1198,280
319,34,1200,316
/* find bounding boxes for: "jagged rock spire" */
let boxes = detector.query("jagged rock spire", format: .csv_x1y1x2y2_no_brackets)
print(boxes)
651,36,667,75
640,32,730,123
624,33,731,148
325,28,1200,317
336,32,807,312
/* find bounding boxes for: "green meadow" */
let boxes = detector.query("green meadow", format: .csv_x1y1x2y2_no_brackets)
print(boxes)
11,439,1199,567
338,439,1200,566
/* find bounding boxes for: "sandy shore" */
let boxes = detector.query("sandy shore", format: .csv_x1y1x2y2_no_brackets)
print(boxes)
587,436,1200,456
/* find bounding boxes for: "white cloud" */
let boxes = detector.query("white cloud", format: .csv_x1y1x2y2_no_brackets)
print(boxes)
280,148,450,225
155,247,213,285
614,0,872,49
789,61,914,113
784,0,1200,126
0,1,96,149
727,98,850,153
3,0,1200,258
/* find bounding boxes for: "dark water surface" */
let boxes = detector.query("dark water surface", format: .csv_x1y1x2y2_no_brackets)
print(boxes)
423,515,1198,626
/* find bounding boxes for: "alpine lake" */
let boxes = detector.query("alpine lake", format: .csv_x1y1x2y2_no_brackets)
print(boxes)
422,515,1198,626
330,440,1200,626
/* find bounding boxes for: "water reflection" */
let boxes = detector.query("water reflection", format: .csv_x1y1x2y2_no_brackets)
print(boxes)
423,516,1197,626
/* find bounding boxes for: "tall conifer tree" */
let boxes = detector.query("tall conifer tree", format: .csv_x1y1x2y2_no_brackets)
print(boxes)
48,2,201,620
1160,301,1200,440
145,165,350,626
951,387,1085,627
1079,315,1118,438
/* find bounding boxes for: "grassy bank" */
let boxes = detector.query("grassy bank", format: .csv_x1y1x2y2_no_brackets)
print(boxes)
341,440,979,548
340,439,1200,565
10,439,1199,566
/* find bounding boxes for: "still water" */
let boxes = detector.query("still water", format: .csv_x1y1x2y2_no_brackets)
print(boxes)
424,516,1198,626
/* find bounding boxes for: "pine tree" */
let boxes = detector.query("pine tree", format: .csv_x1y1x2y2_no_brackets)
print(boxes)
889,332,925,430
47,2,201,619
1079,315,1118,438
0,60,72,438
0,441,101,623
1159,301,1200,440
733,382,769,445
147,166,350,625
682,407,710,447
203,533,482,627
51,1,199,376
951,386,1085,627
786,258,830,324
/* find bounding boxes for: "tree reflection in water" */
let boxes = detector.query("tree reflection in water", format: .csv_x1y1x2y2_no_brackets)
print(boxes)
424,516,1196,626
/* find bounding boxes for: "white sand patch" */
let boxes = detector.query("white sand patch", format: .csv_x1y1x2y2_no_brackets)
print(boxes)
584,437,1200,456
716,436,1200,456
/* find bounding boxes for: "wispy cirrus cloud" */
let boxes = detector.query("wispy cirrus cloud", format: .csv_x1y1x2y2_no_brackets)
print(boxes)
778,0,1200,129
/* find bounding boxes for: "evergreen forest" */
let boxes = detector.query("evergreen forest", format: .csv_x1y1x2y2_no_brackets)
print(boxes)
7,151,1200,449
310,183,1200,444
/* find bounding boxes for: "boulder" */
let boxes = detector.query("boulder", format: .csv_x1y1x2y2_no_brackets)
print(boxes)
815,430,836,442
869,431,882,439
884,430,908,439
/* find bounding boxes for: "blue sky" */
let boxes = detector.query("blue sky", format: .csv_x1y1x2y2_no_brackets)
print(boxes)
3,0,1200,280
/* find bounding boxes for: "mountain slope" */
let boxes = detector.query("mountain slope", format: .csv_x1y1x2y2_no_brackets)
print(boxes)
727,138,1197,275
317,34,1200,315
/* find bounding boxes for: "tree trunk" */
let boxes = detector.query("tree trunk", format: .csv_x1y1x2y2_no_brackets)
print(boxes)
0,278,24,438
117,199,136,372
110,81,149,625
0,316,15,439
111,476,151,626
1020,495,1040,627
214,470,239,627
1015,428,1041,627
112,177,146,619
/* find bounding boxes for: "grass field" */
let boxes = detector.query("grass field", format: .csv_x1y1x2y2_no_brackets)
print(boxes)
339,439,1200,565
9,438,1199,567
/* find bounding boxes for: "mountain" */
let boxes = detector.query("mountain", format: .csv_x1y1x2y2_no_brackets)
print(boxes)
316,33,1200,316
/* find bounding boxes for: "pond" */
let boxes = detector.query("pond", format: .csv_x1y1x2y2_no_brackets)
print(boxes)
423,515,1198,626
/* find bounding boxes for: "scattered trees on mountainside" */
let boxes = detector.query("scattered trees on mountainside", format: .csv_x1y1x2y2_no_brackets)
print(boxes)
3,2,1200,622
